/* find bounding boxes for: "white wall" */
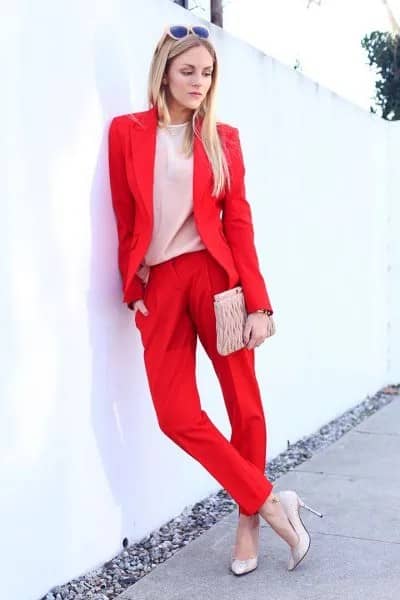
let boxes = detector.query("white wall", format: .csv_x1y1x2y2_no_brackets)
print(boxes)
1,1,398,599
387,124,400,379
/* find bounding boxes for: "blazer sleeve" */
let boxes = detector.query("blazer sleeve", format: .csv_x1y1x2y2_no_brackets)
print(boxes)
222,127,274,315
108,117,144,308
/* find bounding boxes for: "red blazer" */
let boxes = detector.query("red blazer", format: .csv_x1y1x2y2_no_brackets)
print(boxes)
108,105,273,315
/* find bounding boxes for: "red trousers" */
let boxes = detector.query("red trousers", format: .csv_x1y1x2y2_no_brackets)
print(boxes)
134,249,274,515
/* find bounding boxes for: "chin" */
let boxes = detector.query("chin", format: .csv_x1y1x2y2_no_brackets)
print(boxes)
185,95,202,104
180,102,199,111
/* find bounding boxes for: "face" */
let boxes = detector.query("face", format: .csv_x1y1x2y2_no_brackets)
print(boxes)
162,45,214,121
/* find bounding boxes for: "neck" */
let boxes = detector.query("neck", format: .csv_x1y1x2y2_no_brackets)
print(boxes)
167,102,193,125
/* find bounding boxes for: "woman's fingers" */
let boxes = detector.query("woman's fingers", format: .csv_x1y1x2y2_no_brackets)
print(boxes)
134,299,149,315
244,314,270,349
243,320,252,345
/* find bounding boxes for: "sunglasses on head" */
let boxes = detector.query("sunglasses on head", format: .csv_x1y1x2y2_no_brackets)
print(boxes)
155,24,210,53
166,24,210,40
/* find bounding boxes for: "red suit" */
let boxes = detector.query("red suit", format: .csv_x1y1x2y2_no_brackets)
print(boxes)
108,106,275,515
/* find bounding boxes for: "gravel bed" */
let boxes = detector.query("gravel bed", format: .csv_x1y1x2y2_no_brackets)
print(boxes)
42,383,399,600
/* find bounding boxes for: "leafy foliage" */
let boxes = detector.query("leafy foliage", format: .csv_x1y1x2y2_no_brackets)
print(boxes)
361,30,400,120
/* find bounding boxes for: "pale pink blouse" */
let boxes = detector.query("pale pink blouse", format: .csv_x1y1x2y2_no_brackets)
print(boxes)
136,120,206,285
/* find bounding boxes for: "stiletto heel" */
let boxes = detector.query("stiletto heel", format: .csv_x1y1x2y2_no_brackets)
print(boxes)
298,497,324,518
278,490,324,571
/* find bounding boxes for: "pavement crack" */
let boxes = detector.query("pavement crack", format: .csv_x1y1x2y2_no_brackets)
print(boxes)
314,531,400,545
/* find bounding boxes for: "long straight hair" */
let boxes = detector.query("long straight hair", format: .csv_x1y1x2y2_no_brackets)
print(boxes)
146,31,231,197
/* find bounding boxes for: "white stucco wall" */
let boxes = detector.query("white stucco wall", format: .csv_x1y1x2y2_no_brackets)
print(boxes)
1,1,399,599
387,124,400,379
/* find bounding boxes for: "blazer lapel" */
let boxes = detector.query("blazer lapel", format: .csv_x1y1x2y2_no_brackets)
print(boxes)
128,106,212,220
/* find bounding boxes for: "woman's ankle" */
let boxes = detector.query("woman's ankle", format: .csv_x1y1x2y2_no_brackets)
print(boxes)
258,492,299,548
238,512,260,525
234,516,260,559
259,492,280,516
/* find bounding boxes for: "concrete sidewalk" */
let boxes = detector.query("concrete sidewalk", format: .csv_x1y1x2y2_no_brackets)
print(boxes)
118,398,400,600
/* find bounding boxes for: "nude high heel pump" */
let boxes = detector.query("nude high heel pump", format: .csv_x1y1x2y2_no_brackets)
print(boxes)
230,522,260,576
230,553,258,576
278,490,323,571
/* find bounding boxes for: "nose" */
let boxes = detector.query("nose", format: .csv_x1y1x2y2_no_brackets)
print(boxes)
190,75,202,87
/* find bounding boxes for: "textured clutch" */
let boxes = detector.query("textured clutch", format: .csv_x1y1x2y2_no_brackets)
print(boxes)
213,286,247,355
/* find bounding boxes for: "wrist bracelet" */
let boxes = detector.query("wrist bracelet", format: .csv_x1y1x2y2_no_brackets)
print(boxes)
255,309,273,316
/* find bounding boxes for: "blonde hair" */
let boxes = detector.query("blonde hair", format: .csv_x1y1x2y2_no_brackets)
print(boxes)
146,30,231,197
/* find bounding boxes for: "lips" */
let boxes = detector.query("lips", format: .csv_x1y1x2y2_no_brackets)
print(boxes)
189,92,202,97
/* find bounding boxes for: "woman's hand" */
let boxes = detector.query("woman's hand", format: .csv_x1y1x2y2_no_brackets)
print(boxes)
133,299,149,316
243,313,274,349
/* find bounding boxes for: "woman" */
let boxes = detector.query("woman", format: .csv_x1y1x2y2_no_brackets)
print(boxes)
108,24,323,576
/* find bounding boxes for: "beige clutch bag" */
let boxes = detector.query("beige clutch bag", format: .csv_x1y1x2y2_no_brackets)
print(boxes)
213,286,247,355
213,286,275,356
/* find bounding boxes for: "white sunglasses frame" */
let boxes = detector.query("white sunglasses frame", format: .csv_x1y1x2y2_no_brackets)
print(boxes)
155,24,211,53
